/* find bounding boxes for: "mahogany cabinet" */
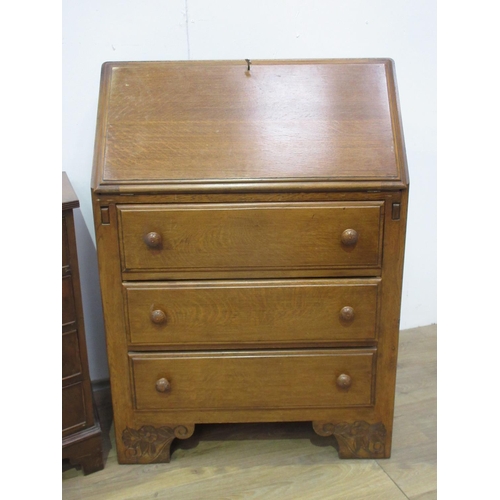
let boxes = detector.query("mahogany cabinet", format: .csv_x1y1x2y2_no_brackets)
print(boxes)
91,59,409,463
62,172,103,474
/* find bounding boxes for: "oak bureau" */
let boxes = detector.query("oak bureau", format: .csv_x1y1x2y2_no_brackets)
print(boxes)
91,59,409,463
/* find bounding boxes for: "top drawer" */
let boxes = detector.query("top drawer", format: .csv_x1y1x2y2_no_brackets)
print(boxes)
118,202,384,278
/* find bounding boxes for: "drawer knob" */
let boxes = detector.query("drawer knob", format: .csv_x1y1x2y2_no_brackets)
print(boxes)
341,229,358,246
336,374,352,389
150,309,167,324
340,306,355,322
144,231,162,248
155,377,171,393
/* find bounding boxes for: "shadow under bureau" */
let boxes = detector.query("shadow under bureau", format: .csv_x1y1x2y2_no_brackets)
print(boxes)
91,59,408,463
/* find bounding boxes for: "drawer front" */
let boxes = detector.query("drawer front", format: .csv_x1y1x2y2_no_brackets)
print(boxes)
62,216,70,270
124,279,380,346
62,331,82,380
62,382,86,434
130,349,375,410
118,202,383,274
62,276,76,326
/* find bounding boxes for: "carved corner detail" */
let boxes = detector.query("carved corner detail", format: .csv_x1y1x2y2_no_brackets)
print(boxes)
122,424,195,463
312,420,387,458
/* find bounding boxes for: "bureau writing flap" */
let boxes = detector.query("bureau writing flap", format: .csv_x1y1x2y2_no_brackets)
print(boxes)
91,59,408,194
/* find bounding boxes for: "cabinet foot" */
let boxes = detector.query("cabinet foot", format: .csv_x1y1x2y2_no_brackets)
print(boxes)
62,419,104,475
122,424,195,463
78,451,104,475
312,420,387,458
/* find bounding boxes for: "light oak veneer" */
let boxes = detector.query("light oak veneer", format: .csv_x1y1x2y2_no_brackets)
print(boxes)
91,59,409,465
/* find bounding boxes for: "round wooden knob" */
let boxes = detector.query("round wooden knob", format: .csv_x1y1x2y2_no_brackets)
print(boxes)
340,306,355,322
336,374,352,389
144,231,162,248
155,378,171,393
150,309,167,324
341,229,358,246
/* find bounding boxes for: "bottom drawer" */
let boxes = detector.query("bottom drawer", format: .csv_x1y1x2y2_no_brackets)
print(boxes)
130,349,376,411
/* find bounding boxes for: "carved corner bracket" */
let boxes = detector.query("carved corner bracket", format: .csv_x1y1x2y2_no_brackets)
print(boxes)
122,424,195,463
312,420,387,459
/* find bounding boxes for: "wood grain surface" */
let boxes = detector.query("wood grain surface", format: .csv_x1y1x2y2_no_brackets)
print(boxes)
100,61,397,181
90,59,409,465
62,174,103,473
129,349,375,411
118,202,384,275
124,278,380,347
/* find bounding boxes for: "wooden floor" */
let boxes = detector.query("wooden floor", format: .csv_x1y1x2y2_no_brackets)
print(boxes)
62,325,436,499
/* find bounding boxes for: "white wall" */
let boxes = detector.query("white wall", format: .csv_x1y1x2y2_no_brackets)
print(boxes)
62,0,436,381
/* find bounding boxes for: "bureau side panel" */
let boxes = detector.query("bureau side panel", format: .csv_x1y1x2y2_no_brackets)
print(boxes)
373,188,409,456
92,198,135,461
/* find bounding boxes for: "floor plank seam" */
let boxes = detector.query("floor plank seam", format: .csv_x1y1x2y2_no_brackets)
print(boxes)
376,461,410,500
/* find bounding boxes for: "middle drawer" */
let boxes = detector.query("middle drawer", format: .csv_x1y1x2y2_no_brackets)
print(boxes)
123,279,380,347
